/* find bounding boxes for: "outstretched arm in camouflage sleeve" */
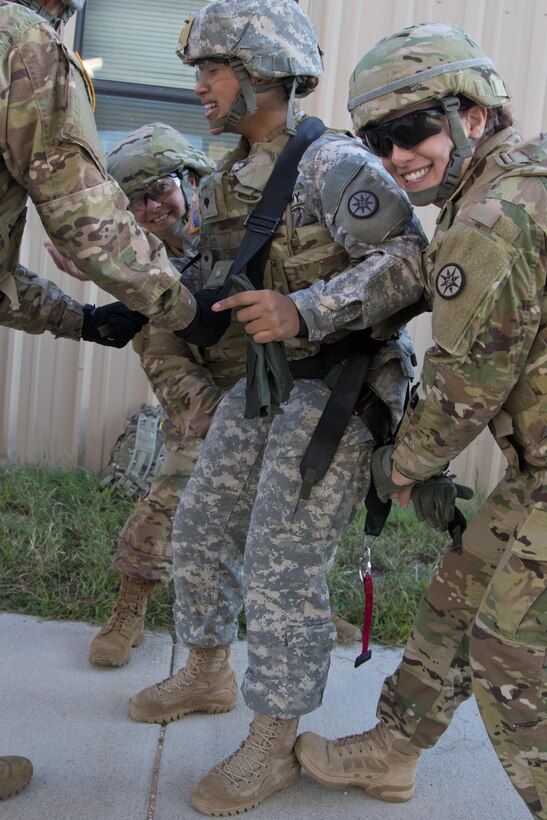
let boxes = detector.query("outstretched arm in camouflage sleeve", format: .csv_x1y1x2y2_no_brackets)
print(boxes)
0,265,84,340
391,198,545,482
0,7,196,329
0,266,148,348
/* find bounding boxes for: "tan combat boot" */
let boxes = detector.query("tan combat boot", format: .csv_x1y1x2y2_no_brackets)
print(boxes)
0,756,33,800
295,721,420,803
128,646,237,724
89,575,156,667
190,712,300,815
331,612,362,645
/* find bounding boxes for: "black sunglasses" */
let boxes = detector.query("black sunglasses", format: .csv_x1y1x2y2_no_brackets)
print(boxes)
361,108,445,158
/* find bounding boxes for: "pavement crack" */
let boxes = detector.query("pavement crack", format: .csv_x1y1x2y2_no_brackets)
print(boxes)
146,627,177,820
147,726,166,820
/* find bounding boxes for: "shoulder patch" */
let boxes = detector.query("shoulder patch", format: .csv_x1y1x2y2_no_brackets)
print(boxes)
435,263,465,299
322,151,412,246
431,219,517,356
348,190,379,219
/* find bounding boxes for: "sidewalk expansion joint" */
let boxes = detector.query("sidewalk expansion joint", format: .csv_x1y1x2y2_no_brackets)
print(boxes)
146,627,177,820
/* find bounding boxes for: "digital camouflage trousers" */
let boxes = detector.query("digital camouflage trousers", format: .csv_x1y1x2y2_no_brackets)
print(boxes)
171,377,377,718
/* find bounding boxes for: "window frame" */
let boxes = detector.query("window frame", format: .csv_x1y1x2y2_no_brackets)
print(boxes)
73,4,202,110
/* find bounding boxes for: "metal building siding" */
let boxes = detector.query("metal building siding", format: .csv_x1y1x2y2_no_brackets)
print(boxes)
0,201,154,472
1,1,546,493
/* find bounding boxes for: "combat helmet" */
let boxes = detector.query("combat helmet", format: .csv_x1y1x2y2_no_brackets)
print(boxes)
177,0,323,133
15,0,85,29
106,123,215,206
348,22,510,205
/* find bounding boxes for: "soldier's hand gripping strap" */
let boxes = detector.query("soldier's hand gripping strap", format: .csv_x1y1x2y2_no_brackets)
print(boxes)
174,117,327,348
174,287,232,347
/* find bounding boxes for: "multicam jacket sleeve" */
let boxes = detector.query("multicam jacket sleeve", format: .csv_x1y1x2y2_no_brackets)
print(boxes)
0,264,83,339
0,3,195,329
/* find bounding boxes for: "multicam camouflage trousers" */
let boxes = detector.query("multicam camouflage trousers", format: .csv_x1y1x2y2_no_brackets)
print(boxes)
112,443,202,583
378,466,547,819
171,377,375,718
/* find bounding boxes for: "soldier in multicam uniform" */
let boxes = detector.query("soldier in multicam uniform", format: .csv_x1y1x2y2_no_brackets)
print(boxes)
85,124,228,668
295,22,547,820
0,0,199,334
126,1,429,814
0,0,198,800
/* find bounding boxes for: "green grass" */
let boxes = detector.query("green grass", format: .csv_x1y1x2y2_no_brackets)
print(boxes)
0,464,173,627
328,505,451,646
0,464,475,646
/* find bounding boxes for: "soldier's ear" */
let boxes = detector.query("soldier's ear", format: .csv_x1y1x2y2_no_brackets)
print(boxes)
463,105,488,140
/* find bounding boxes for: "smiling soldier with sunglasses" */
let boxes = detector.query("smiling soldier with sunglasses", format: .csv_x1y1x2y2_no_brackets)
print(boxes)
296,22,547,820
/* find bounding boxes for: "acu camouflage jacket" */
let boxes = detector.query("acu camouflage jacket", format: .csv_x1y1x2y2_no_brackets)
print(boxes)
195,124,426,398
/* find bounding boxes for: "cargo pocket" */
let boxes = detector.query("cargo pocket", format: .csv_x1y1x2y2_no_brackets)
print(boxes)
512,507,547,562
472,512,547,730
480,531,547,641
286,619,337,712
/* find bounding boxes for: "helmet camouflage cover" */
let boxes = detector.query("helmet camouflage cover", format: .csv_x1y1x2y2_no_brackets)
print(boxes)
348,21,510,133
106,122,215,197
15,0,85,23
177,0,323,95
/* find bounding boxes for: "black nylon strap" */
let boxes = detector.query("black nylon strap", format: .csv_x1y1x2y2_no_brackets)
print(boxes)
220,116,327,292
299,332,386,499
176,117,327,348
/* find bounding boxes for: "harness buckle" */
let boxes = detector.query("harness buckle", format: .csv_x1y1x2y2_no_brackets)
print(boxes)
244,210,280,236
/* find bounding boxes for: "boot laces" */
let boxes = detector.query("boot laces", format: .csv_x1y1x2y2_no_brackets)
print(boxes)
100,598,142,638
215,718,281,786
155,651,206,695
334,724,391,757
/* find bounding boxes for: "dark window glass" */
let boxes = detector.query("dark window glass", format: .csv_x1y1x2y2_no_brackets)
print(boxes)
74,0,237,160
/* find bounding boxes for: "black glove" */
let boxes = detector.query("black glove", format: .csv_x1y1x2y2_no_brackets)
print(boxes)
448,507,468,552
411,475,474,531
81,302,149,348
174,287,231,347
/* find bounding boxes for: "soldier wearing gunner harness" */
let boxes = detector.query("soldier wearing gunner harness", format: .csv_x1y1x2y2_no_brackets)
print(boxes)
125,2,432,816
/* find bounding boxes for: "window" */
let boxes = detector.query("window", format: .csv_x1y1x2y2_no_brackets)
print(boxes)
74,0,237,161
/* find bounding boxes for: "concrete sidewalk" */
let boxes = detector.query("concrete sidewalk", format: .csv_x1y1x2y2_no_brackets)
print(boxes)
1,612,528,820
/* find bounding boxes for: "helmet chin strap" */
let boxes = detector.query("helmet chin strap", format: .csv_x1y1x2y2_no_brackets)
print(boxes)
408,96,477,207
208,59,297,135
